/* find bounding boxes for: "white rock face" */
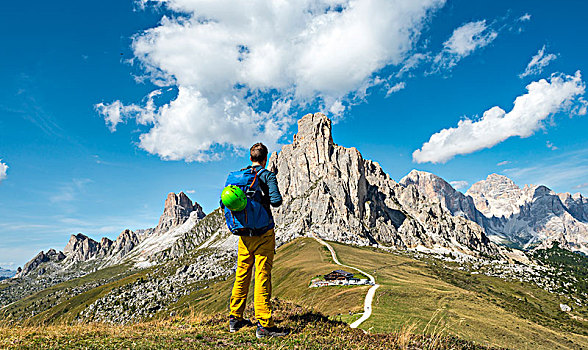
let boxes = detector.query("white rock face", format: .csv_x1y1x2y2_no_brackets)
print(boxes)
400,170,487,226
268,113,497,256
63,233,101,263
466,175,588,252
466,174,528,219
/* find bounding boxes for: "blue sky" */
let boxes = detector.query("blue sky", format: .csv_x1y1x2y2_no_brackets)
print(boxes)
1,0,587,269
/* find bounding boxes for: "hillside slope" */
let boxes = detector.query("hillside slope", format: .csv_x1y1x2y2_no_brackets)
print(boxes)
2,235,587,348
163,238,588,349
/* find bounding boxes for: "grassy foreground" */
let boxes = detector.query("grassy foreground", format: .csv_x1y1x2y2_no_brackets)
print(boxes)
2,238,587,349
0,300,493,350
175,238,588,349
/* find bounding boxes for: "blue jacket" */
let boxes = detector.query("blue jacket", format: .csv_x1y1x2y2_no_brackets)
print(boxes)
252,165,282,214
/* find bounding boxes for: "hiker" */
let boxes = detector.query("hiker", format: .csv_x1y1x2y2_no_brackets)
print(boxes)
220,142,287,338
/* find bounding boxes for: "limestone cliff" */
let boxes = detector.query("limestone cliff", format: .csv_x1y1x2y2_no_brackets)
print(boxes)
268,113,497,255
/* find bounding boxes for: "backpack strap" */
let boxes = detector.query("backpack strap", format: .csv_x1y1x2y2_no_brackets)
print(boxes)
256,168,267,177
248,167,267,190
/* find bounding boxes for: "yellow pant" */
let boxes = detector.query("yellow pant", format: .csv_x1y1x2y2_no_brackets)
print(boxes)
229,228,275,327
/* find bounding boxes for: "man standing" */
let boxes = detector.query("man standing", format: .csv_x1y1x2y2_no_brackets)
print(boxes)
228,143,287,338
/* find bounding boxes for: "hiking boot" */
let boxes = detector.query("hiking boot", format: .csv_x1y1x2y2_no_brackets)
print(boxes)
229,315,252,333
255,321,289,338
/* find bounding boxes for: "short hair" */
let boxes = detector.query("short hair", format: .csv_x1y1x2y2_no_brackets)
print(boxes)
250,142,268,162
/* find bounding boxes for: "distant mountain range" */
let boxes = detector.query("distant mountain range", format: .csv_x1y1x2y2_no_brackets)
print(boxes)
11,113,588,282
401,170,588,253
0,268,15,280
3,113,587,320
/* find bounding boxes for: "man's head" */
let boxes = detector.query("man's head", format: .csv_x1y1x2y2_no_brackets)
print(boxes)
250,142,268,166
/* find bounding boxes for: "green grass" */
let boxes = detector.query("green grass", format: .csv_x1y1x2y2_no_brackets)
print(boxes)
3,237,588,349
163,238,588,349
165,239,367,318
326,241,588,350
0,300,494,350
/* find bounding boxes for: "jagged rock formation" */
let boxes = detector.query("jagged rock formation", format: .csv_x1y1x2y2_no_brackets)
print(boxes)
466,175,588,252
14,249,66,278
466,174,529,219
55,230,142,265
14,192,205,280
4,192,209,310
119,192,207,266
63,233,101,263
268,113,497,256
558,192,588,222
165,208,230,259
399,170,488,226
155,192,205,233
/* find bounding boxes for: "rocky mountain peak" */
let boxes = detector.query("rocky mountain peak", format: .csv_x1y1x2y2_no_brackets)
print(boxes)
466,173,523,218
15,249,66,278
401,170,445,187
486,173,516,184
559,192,588,222
63,233,100,263
269,113,497,255
399,169,487,227
293,113,333,147
155,192,205,233
110,229,140,258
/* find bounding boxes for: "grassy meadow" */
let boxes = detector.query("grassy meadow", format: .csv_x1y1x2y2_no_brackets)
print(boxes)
1,237,587,349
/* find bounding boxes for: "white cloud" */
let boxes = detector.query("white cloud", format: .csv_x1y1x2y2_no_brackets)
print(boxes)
519,13,531,22
413,71,586,163
432,20,497,71
0,160,8,183
396,53,429,78
519,45,558,78
546,141,558,151
98,0,446,161
497,160,510,166
385,82,406,96
449,180,469,190
50,178,93,203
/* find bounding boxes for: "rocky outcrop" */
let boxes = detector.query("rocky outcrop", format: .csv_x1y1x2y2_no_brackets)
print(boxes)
558,192,588,222
98,237,114,257
155,192,205,233
268,113,497,256
121,193,209,266
14,192,207,281
400,170,488,226
109,229,140,260
63,234,100,263
166,208,229,259
14,249,65,278
58,230,142,265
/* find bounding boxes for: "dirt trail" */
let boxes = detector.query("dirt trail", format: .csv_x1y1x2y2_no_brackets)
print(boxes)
310,234,380,329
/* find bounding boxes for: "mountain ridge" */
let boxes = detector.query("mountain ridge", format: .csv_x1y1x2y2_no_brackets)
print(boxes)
269,113,498,256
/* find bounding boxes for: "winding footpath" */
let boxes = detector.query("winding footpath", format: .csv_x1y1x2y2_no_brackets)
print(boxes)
310,234,380,329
